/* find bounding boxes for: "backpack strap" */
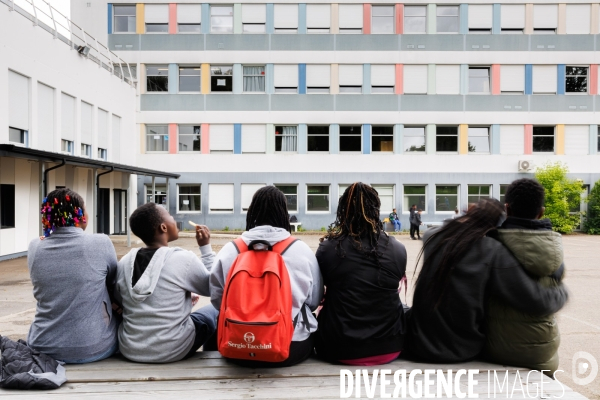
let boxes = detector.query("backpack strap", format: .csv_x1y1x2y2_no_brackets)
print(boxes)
232,237,248,254
272,236,298,255
293,304,311,328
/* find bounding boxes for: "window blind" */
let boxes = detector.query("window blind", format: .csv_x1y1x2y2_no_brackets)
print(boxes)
274,4,298,28
61,93,75,140
241,184,266,210
339,4,363,29
145,4,169,23
565,125,589,155
533,5,558,29
468,5,492,29
532,65,557,94
499,125,524,155
307,4,330,28
242,4,266,24
566,5,590,34
209,184,234,212
501,5,525,29
8,71,29,131
274,65,298,88
80,102,93,145
210,124,234,151
500,65,525,93
371,65,395,86
177,4,201,24
242,125,266,153
37,83,54,148
403,65,428,94
306,65,331,87
435,65,460,94
339,64,363,86
97,108,108,149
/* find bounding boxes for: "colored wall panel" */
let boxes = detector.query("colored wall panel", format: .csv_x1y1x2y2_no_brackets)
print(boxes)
234,124,242,154
330,124,340,154
491,64,500,95
427,64,436,95
331,4,339,34
557,64,565,95
557,4,566,34
459,124,468,155
266,4,274,33
459,4,468,34
427,4,436,34
298,124,308,154
168,124,177,154
492,3,500,34
395,64,403,94
363,64,371,94
524,124,533,154
330,64,339,95
395,4,403,34
136,4,145,34
592,4,599,34
266,63,274,94
169,4,177,34
590,65,598,95
460,64,468,95
233,4,242,34
233,64,243,94
524,4,533,34
555,124,565,155
201,124,210,154
393,124,403,154
266,124,275,154
525,64,533,95
491,124,500,154
168,63,178,94
108,4,113,34
363,4,371,34
298,4,307,34
201,4,210,33
363,124,371,154
425,124,436,155
298,64,306,94
201,64,210,94
590,125,598,155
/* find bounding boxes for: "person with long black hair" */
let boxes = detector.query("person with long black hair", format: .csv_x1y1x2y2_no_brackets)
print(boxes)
406,198,568,363
315,183,407,365
210,185,323,367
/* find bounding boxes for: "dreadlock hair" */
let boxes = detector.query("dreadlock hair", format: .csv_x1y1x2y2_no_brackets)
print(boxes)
505,178,545,219
321,182,389,265
40,188,86,237
129,202,165,245
414,197,505,309
245,186,291,232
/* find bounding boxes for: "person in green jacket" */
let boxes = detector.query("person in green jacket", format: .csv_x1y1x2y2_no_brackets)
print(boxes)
486,178,567,376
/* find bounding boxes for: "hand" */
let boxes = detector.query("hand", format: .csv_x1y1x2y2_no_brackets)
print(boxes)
111,302,123,315
191,293,200,306
195,225,211,247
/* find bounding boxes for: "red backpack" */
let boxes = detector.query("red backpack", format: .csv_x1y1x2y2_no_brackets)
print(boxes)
217,237,298,362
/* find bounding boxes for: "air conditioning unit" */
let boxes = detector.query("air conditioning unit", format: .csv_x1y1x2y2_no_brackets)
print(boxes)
518,160,534,172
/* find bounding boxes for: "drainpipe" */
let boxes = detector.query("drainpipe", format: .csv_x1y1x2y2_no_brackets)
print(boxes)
43,159,66,197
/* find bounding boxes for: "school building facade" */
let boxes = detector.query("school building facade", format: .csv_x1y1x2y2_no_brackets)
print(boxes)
68,1,600,230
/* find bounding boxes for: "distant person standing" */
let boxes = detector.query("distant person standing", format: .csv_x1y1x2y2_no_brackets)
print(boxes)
389,208,401,232
453,207,460,219
409,205,417,240
414,209,423,239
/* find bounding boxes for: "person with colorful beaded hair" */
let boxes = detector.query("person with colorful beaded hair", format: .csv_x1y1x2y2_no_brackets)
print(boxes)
27,188,119,363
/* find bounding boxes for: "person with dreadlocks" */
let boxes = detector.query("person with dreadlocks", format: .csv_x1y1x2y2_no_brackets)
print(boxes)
210,185,323,367
406,197,568,363
27,188,119,363
314,182,408,365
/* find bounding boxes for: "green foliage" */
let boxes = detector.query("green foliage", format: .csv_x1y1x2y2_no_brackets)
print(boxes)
534,162,584,234
584,180,600,234
223,226,229,231
297,226,305,232
320,227,326,232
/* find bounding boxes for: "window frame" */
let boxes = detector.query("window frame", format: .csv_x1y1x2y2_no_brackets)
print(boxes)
565,66,589,95
8,127,27,146
371,5,395,35
211,5,234,34
146,124,169,153
98,148,108,160
274,184,298,212
532,126,555,153
467,126,491,154
208,183,235,213
436,5,460,34
178,125,201,153
372,184,395,213
307,125,330,153
146,65,169,93
467,185,491,205
275,125,298,153
435,185,460,213
404,126,426,153
0,184,16,230
371,125,394,153
306,184,330,213
179,66,201,93
499,184,510,204
435,126,459,153
403,185,427,213
404,5,427,34
339,125,362,153
61,139,74,155
210,65,234,93
145,184,168,206
177,184,202,214
242,65,266,93
113,5,136,34
81,143,92,158
468,66,491,94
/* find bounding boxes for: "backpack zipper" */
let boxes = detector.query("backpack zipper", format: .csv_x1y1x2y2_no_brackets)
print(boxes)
225,318,278,326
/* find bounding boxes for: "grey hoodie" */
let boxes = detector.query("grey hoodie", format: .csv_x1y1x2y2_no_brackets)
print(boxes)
210,226,323,342
115,245,215,363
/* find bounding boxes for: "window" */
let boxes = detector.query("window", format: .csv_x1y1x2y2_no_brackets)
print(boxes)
500,5,524,34
81,102,93,150
275,126,298,152
211,5,233,33
241,184,266,212
0,185,15,229
436,185,458,212
243,66,265,92
340,125,361,152
146,65,169,92
61,93,75,148
178,185,201,212
371,65,395,93
306,65,330,94
372,126,393,152
566,5,591,35
146,185,167,206
61,139,73,154
145,4,168,33
500,65,525,94
308,126,329,152
404,127,426,152
275,185,298,212
372,185,394,212
468,5,492,34
566,67,588,93
469,67,490,94
178,4,202,33
146,125,169,152
274,4,298,33
81,143,91,157
179,67,201,92
307,4,330,33
210,124,234,153
339,65,363,93
499,184,509,204
211,65,233,92
307,185,329,212
532,65,557,94
241,125,266,154
468,185,491,205
98,148,108,160
8,127,26,145
115,64,137,81
179,125,201,152
404,6,426,33
403,65,427,94
532,126,555,153
242,4,266,33
436,126,458,152
339,4,363,34
468,127,490,154
533,4,557,34
113,5,136,33
274,65,298,93
372,6,394,34
209,184,234,213
339,184,350,199
436,6,459,33
404,186,426,212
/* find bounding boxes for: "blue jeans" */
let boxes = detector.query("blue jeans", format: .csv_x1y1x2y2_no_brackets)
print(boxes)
60,340,118,364
392,220,401,232
183,304,219,359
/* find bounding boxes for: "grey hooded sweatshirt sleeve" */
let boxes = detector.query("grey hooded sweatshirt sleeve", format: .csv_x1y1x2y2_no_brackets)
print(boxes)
116,244,215,363
210,226,323,342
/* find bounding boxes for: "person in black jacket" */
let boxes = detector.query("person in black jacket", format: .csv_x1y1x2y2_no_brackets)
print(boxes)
414,209,423,239
315,182,407,365
409,205,417,239
406,198,568,363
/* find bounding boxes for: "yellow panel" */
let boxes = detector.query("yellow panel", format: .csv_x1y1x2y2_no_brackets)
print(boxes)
136,4,145,34
201,64,210,94
459,124,468,154
555,124,565,155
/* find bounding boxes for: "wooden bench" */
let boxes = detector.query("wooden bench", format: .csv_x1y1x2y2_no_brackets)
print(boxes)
0,352,583,399
290,222,302,232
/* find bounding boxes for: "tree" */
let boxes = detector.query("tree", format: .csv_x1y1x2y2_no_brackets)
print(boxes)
584,180,600,234
534,162,584,234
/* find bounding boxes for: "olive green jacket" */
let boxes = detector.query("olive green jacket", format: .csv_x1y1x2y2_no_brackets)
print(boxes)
485,228,564,374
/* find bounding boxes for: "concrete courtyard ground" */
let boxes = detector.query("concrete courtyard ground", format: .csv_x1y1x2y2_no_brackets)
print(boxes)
0,233,598,399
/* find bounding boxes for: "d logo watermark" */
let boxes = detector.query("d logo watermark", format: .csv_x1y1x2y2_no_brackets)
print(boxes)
572,351,598,386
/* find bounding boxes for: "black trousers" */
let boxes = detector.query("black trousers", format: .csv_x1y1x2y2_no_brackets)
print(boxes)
228,334,315,368
410,224,420,238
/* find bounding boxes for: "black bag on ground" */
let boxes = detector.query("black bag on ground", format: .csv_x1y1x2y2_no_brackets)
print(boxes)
0,335,66,390
289,215,298,223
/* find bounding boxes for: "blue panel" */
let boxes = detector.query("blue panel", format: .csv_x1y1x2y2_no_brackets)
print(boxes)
202,4,210,34
590,125,598,155
394,124,403,154
234,124,242,154
298,124,308,154
525,65,533,95
557,64,565,95
266,63,274,94
298,64,307,94
459,4,468,35
266,4,274,34
492,4,500,34
362,124,371,154
330,124,340,154
233,64,243,94
168,64,178,94
108,4,113,34
298,4,307,34
460,64,468,95
363,64,371,94
491,124,500,155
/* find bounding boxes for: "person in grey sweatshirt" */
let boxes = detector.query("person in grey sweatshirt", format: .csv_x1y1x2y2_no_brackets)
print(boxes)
28,188,118,363
115,203,218,363
210,186,324,368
